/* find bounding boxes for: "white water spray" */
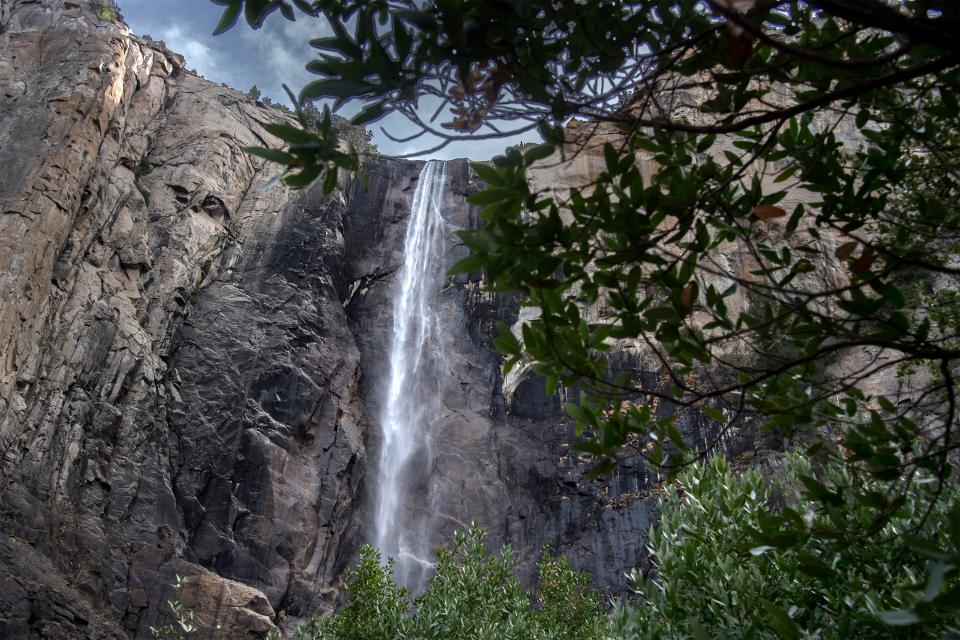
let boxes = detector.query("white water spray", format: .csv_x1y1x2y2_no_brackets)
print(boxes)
374,160,448,590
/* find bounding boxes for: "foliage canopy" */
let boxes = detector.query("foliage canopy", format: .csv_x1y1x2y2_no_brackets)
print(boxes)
293,528,611,640
616,455,960,639
212,0,960,629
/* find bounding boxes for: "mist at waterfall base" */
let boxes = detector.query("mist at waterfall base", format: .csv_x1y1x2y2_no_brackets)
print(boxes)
374,161,450,591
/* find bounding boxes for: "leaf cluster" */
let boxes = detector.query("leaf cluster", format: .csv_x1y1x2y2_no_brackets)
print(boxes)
294,527,612,640
614,454,960,639
244,100,359,191
90,0,120,22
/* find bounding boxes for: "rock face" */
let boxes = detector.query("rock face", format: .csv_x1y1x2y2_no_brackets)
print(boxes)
0,1,793,638
0,2,363,636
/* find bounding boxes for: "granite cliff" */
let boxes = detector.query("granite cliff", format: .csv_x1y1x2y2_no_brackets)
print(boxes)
0,1,786,637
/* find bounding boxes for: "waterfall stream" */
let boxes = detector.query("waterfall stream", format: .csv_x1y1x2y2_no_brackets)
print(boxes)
374,160,448,590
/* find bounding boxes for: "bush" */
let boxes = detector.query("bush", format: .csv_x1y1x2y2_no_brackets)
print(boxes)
614,455,960,639
295,527,612,640
90,0,119,22
299,547,407,640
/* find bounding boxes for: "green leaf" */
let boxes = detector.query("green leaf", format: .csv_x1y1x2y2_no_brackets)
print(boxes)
351,101,388,125
774,165,797,183
243,0,280,29
448,254,486,275
795,552,835,579
586,457,616,478
212,3,242,35
470,162,503,186
523,143,555,166
397,9,440,32
634,137,660,153
646,306,679,323
566,402,593,426
322,167,338,193
798,474,842,506
291,0,317,15
762,601,800,640
538,120,565,145
877,610,920,626
689,620,711,640
467,189,511,205
570,439,604,454
696,134,716,153
244,146,298,165
493,323,521,354
299,79,373,103
948,503,960,546
393,16,412,59
264,122,314,144
785,203,804,235
666,422,688,450
905,535,952,561
283,164,321,188
604,142,619,174
703,406,725,423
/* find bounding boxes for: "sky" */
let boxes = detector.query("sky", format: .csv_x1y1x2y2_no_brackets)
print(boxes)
115,0,527,160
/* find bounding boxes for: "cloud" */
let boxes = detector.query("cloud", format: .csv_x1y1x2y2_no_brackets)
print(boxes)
159,24,231,83
237,15,329,102
115,0,518,159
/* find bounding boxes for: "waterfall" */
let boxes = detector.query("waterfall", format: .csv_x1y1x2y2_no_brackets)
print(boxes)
374,160,448,590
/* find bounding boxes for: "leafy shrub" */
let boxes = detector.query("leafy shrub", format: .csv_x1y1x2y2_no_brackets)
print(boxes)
614,455,960,639
90,0,119,22
295,527,612,640
301,547,407,640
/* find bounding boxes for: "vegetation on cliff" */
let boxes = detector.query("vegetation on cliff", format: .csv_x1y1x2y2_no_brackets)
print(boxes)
211,0,960,633
90,0,121,22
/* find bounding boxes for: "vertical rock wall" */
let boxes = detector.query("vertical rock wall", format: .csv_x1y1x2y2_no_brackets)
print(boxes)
0,2,366,636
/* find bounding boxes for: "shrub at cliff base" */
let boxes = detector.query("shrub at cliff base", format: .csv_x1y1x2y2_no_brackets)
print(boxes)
614,455,960,639
293,527,612,640
291,449,959,640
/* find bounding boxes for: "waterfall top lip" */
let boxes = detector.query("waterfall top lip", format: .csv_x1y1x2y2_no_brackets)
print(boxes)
378,155,474,164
